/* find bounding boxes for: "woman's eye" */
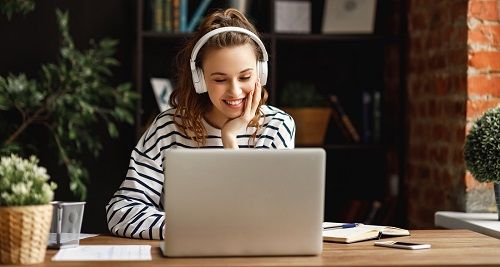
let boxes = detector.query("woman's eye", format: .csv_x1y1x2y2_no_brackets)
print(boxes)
214,79,226,83
240,76,251,81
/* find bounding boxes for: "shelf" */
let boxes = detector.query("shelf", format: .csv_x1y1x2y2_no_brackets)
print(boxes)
141,31,399,43
298,144,385,151
142,31,191,39
274,33,391,42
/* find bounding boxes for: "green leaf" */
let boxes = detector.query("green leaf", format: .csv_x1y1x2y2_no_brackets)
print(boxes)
107,122,118,138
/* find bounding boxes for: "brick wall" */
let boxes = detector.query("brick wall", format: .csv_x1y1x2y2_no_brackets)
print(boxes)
406,0,468,228
465,0,500,212
406,0,500,228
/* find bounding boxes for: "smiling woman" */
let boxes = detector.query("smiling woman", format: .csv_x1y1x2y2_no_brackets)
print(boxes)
105,8,296,240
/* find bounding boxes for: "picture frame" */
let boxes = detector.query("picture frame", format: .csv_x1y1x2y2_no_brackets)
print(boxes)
150,78,173,112
322,0,377,34
274,0,311,34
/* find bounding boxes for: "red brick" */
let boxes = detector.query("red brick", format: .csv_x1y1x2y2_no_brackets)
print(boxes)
469,51,500,70
468,0,500,20
434,75,450,95
452,0,469,20
468,75,500,97
466,98,500,119
468,24,500,46
465,171,494,191
409,12,427,32
428,100,437,116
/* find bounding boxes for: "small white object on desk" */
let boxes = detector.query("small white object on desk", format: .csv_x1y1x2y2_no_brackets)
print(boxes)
435,211,500,239
52,245,152,261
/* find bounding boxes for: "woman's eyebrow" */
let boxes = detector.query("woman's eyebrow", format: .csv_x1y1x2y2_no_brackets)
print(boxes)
239,68,253,73
210,72,226,76
210,68,253,76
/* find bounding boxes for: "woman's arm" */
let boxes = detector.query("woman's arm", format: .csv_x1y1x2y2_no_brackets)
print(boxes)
271,112,296,149
105,114,174,240
105,148,165,239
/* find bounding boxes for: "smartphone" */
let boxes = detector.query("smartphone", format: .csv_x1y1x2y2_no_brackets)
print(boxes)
374,241,431,250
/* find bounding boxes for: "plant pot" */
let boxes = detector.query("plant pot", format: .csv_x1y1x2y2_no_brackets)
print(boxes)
0,204,53,264
495,183,500,221
282,107,331,146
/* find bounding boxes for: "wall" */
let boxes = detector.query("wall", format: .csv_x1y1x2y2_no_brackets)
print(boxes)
466,0,500,211
0,0,135,233
405,0,468,228
406,0,500,228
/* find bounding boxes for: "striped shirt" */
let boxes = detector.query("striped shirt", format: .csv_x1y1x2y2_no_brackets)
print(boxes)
105,105,295,239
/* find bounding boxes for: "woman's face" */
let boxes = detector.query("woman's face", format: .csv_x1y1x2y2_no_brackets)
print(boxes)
202,43,258,128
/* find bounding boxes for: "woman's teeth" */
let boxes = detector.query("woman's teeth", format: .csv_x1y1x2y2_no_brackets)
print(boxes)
224,99,243,106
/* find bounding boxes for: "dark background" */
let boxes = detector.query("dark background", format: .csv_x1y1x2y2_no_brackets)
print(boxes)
0,0,136,233
1,0,404,233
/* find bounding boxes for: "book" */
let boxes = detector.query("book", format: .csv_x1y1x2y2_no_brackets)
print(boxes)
322,222,409,243
362,91,372,143
179,0,188,32
152,0,164,32
330,95,360,142
172,0,180,32
164,0,172,32
187,0,212,32
373,91,381,143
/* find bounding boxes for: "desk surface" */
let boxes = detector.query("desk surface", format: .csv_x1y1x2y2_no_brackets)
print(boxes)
35,230,500,267
435,211,500,239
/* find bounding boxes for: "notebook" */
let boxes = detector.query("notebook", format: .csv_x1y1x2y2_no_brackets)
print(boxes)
322,222,410,243
161,148,326,257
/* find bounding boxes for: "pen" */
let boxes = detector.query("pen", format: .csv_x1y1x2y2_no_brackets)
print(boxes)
323,223,359,230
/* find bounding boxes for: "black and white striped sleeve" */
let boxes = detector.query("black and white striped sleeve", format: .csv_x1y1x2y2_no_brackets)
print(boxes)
272,112,296,149
105,117,167,240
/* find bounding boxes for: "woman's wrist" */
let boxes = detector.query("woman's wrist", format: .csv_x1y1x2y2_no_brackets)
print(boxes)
221,131,239,149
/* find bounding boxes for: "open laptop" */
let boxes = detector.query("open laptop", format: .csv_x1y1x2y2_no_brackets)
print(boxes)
160,148,326,257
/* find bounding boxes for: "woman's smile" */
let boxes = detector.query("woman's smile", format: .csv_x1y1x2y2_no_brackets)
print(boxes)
223,97,245,108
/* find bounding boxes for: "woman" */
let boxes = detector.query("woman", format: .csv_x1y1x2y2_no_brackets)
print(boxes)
106,8,295,239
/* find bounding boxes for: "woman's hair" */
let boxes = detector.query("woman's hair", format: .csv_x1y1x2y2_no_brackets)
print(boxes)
169,8,269,146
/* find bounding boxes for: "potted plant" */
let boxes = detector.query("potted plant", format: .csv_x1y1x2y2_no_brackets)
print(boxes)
0,154,57,264
464,105,500,220
0,8,138,200
280,82,331,146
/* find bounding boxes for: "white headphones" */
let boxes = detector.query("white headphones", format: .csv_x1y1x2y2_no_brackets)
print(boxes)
189,26,268,94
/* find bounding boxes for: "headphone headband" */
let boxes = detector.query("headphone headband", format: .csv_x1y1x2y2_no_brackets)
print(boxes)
189,26,268,75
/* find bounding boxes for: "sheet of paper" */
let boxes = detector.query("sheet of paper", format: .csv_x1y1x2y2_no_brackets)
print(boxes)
52,245,152,261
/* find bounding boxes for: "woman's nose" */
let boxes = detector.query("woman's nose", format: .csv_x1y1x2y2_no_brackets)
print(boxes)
228,79,243,96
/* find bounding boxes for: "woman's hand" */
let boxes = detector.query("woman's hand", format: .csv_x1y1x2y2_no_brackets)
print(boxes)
221,79,262,149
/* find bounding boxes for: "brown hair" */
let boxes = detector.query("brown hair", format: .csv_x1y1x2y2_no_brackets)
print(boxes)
169,8,269,146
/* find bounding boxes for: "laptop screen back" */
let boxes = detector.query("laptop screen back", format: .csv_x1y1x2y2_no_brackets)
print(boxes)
162,148,326,257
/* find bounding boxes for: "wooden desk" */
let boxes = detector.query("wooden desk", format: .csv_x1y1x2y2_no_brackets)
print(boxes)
33,230,500,266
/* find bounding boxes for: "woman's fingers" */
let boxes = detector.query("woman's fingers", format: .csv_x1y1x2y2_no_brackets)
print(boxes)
250,79,261,115
243,88,253,118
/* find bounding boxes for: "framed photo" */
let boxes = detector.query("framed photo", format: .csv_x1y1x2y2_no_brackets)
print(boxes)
150,78,173,112
274,0,311,34
322,0,377,34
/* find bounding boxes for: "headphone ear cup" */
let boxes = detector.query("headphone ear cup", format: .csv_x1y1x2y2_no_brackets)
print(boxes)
195,67,207,93
258,61,268,86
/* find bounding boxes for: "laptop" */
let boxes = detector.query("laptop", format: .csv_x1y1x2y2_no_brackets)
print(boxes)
160,148,326,257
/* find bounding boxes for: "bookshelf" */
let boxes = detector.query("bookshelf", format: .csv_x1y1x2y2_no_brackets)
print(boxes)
134,0,406,225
